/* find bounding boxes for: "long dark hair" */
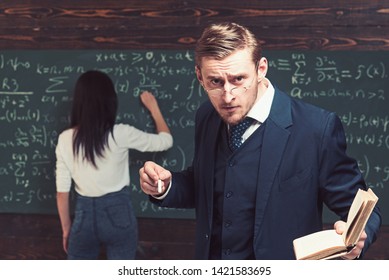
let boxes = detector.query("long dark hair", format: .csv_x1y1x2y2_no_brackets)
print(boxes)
70,70,118,167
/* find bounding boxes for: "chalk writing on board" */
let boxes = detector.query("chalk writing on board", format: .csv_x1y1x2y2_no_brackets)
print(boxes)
0,50,387,223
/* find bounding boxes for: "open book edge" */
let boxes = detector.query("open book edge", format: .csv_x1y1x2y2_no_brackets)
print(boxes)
293,229,347,260
343,188,378,246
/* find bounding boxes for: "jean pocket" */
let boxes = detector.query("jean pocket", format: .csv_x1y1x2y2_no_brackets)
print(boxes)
106,204,133,229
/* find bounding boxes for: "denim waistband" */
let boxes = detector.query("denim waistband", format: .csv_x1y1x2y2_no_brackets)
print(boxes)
75,186,131,208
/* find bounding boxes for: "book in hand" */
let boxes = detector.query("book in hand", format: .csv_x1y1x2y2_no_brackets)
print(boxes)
293,188,378,260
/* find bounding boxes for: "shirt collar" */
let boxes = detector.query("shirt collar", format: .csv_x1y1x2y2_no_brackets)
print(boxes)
247,78,275,124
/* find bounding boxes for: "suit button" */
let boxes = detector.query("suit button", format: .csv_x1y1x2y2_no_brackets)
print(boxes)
205,234,209,240
224,249,231,255
224,220,231,228
225,191,233,198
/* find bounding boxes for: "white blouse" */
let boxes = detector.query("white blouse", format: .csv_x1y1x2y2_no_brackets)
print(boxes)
55,123,173,197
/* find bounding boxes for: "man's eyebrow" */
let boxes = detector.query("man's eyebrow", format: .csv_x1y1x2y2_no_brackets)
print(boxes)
206,73,247,79
204,74,221,80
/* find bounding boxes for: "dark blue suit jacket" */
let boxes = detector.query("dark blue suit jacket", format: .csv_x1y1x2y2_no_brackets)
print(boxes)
152,88,381,259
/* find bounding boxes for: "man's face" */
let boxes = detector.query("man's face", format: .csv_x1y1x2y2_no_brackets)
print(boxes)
196,48,266,126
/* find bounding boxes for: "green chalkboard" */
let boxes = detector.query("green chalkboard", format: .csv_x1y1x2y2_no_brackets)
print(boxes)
0,50,387,223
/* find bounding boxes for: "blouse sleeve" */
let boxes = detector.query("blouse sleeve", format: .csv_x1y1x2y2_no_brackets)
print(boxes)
114,124,173,152
55,133,73,193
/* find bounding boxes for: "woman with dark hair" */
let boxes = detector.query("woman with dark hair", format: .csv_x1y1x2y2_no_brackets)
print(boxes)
55,70,173,259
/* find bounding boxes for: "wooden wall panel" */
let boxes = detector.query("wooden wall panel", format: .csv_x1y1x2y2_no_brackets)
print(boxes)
0,1,388,50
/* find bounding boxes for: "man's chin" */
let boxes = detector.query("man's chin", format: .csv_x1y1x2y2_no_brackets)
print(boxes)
223,115,244,126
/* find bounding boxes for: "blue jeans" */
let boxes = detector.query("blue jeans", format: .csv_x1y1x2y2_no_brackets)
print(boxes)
67,187,138,260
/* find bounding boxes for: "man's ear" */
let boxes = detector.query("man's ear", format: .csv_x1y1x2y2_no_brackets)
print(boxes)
195,66,203,85
257,57,268,81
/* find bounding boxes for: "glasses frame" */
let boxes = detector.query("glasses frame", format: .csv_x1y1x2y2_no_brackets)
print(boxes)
203,75,257,97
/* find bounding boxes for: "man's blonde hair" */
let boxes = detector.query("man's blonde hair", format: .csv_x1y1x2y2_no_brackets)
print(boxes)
195,22,262,69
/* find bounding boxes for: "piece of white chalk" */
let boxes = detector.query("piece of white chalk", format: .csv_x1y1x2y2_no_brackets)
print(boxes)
157,179,162,193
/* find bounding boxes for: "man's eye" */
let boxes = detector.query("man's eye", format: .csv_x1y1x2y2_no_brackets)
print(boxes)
211,79,222,86
235,76,244,83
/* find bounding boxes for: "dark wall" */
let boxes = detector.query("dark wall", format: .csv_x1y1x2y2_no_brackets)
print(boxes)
0,0,388,259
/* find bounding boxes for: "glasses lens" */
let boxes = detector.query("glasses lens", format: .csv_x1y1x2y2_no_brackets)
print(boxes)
208,88,223,96
230,87,246,96
206,77,253,96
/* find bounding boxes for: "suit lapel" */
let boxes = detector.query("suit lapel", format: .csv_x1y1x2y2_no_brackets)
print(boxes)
254,89,293,239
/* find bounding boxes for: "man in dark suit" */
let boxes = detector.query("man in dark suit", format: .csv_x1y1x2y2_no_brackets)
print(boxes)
139,22,381,260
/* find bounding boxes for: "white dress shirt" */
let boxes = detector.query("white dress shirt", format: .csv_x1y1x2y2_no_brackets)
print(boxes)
234,77,275,142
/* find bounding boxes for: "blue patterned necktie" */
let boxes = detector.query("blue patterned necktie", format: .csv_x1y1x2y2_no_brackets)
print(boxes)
229,118,254,151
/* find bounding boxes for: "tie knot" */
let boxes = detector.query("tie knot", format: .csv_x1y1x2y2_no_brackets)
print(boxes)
229,118,253,151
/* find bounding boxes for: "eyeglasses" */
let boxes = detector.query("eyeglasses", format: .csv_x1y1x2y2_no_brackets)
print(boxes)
203,76,256,97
